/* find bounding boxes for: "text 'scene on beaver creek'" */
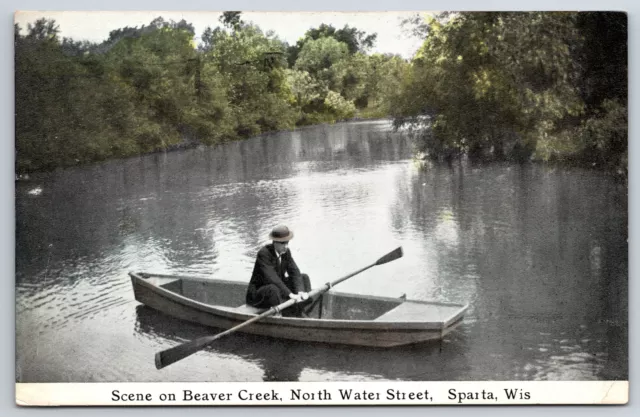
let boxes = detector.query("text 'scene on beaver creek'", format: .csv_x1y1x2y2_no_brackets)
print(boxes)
110,387,533,404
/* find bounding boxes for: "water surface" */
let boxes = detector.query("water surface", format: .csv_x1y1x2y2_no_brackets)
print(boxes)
16,120,628,382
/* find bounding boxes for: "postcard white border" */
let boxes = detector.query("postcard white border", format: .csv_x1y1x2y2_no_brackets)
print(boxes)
15,381,629,406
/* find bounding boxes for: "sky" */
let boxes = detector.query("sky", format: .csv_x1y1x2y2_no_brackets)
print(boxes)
14,11,428,58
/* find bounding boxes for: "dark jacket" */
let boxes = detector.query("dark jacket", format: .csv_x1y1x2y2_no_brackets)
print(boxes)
246,244,303,304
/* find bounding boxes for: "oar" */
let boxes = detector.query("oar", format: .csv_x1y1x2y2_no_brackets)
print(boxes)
154,246,403,370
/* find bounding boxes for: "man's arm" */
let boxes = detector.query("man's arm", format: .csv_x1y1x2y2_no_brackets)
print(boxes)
285,252,304,294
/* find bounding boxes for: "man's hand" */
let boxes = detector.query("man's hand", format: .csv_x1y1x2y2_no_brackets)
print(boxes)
288,293,308,302
289,293,302,302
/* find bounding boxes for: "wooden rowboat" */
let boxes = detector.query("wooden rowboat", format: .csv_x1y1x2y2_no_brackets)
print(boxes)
130,271,468,348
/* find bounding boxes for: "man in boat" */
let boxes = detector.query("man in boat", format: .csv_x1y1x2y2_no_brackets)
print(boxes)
246,225,312,317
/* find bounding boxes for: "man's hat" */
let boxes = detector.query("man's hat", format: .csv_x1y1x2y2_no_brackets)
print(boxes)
269,225,294,242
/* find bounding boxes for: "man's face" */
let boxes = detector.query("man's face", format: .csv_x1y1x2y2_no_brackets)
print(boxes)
274,241,289,255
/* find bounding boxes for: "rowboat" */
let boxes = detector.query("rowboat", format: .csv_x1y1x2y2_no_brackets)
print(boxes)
130,271,468,348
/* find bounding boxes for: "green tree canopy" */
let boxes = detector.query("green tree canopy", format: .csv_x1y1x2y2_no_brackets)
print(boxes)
15,13,625,177
394,13,622,166
294,36,349,75
287,23,377,66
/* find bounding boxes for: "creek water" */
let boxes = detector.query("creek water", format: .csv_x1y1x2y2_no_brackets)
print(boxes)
16,120,627,382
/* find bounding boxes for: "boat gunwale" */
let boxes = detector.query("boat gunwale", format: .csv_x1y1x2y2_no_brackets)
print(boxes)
130,272,469,331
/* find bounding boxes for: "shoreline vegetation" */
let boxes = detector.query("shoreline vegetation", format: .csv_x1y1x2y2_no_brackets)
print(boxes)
15,12,627,179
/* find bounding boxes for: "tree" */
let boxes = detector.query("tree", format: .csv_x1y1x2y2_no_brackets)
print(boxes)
294,37,348,74
220,11,243,31
575,12,627,112
394,11,627,176
285,69,326,108
14,15,437,174
15,19,148,171
395,12,586,161
571,12,627,174
201,22,296,135
287,23,377,66
361,53,409,114
303,24,377,54
332,53,371,106
324,90,356,120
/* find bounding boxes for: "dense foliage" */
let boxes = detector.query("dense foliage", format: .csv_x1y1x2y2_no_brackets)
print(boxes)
393,12,627,176
15,12,627,177
15,14,405,173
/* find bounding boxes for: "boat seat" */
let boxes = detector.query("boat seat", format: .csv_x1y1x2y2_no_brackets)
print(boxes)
234,304,267,315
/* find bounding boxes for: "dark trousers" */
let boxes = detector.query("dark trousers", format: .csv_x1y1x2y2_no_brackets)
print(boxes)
249,274,311,316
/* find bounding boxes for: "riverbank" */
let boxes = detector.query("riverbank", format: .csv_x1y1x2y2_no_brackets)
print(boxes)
15,113,392,179
15,104,626,183
16,115,626,184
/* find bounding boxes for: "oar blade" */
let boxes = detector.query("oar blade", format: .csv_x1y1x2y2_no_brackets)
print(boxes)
375,246,403,266
155,336,214,370
155,303,289,369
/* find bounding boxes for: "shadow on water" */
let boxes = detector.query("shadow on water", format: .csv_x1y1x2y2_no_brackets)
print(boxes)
134,305,471,381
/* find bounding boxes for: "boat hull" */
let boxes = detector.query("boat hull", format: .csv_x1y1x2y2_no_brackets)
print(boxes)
131,272,467,348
